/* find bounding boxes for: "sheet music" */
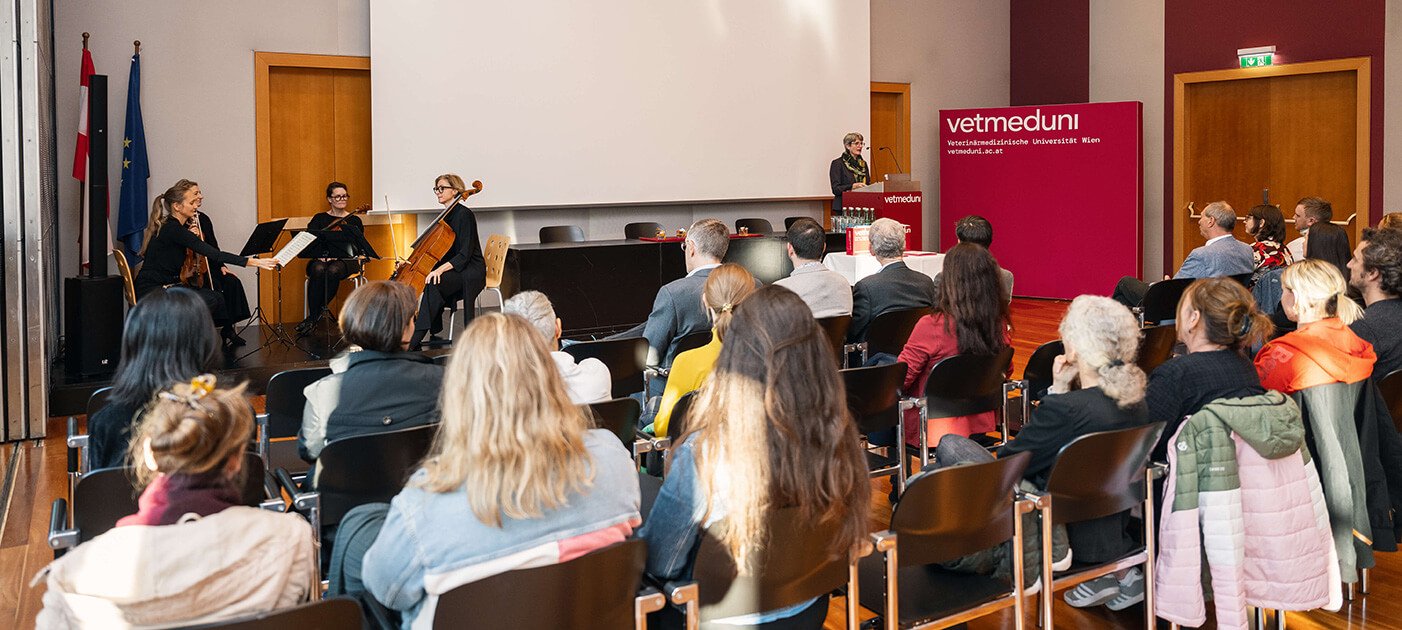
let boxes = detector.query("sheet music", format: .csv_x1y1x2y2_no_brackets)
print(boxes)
273,231,317,267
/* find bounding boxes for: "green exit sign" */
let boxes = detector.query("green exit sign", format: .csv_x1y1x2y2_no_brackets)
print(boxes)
1240,53,1273,68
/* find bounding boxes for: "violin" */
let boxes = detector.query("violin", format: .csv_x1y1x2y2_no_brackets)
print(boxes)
178,213,214,289
326,204,372,231
390,180,483,295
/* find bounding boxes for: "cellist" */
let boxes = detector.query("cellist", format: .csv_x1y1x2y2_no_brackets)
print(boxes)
133,179,278,347
407,173,486,350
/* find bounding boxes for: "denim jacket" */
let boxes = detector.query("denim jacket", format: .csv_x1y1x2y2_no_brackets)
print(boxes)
361,429,641,629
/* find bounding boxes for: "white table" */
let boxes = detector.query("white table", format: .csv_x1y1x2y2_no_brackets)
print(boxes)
822,252,944,286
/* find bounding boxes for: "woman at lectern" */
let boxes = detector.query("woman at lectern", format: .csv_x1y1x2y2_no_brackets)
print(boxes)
298,181,367,334
828,131,870,213
407,173,486,351
134,179,278,347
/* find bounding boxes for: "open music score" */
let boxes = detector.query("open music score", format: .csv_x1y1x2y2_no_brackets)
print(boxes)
272,231,317,267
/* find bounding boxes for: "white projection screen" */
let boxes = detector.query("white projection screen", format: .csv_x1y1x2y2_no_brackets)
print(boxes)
370,0,870,210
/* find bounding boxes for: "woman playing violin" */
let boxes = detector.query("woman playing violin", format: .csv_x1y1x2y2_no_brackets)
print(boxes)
134,179,278,347
407,173,485,350
298,181,368,334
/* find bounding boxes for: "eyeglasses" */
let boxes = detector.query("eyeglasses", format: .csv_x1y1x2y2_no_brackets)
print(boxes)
329,194,350,201
432,186,457,193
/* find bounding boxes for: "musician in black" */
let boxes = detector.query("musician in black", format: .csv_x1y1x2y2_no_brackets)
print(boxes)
134,179,278,346
297,181,367,334
407,173,486,350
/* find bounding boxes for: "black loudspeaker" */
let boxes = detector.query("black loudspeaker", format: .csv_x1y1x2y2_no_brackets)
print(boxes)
87,74,109,277
65,276,124,377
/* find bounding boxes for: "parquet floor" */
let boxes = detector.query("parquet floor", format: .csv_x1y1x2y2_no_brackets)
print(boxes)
3,299,1401,628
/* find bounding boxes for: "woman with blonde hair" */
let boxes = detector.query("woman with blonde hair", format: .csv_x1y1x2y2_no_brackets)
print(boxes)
360,313,640,627
651,262,757,436
639,285,870,626
407,173,486,350
1255,258,1375,393
37,376,315,628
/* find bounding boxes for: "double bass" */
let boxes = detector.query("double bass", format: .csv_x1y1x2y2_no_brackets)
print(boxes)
390,180,483,295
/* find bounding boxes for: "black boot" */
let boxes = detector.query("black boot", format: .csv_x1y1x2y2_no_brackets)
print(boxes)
222,325,246,347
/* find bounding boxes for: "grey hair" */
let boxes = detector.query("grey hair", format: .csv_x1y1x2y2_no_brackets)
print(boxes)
1057,295,1146,408
687,218,730,261
1203,201,1237,231
502,290,557,344
868,218,906,259
843,132,864,147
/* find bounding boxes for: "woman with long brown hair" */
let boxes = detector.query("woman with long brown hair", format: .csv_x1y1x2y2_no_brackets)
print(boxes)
897,242,1012,446
639,285,870,626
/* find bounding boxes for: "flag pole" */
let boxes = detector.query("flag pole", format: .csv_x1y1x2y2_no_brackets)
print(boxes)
78,32,88,273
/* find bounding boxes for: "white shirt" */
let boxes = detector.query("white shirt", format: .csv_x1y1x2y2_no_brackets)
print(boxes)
687,262,721,278
1204,234,1233,247
1285,235,1307,264
550,351,612,404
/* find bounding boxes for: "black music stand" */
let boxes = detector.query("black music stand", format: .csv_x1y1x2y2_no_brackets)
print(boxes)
296,226,380,345
236,218,294,359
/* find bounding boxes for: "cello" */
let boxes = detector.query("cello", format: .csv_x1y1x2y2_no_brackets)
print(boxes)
390,180,483,295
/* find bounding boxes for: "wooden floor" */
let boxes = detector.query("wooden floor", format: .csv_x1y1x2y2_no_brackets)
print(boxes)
3,298,1401,628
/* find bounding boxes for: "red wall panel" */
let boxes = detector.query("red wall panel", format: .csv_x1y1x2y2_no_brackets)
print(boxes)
1010,0,1090,106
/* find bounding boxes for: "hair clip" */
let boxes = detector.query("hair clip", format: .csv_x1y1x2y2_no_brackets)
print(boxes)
720,303,733,313
159,374,217,408
1107,359,1125,368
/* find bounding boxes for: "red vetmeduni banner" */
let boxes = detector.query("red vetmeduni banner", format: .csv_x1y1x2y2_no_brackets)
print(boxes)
938,101,1143,299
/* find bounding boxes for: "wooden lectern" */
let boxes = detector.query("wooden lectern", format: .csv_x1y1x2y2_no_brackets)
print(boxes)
841,175,924,250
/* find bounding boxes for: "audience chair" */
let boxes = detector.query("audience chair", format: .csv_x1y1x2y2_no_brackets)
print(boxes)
842,362,910,495
565,336,649,398
644,330,714,393
1133,278,1192,326
625,221,665,240
1030,422,1167,629
50,452,276,557
911,347,1015,467
734,218,774,234
431,352,451,366
434,539,662,630
469,234,511,319
850,307,932,366
587,397,665,469
539,225,587,244
183,597,363,629
658,507,868,629
64,387,114,492
783,216,809,230
856,451,1035,630
1228,272,1254,289
1135,324,1177,375
817,315,853,367
112,249,138,307
257,366,334,478
1381,369,1402,433
1017,340,1064,428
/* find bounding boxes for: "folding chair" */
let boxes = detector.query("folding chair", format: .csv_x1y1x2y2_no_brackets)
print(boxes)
1135,324,1177,375
566,336,649,398
256,367,333,478
842,362,910,494
181,597,364,629
848,307,931,367
911,347,1015,467
1133,278,1192,326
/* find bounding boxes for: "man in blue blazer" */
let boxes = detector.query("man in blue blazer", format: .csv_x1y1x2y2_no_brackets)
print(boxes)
1113,201,1254,306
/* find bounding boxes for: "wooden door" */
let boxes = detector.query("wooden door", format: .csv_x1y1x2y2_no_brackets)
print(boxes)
870,83,911,183
1174,59,1368,268
255,53,416,324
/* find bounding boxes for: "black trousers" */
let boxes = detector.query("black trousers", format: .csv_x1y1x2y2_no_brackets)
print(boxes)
305,259,360,320
213,270,251,324
1112,276,1150,308
411,268,485,344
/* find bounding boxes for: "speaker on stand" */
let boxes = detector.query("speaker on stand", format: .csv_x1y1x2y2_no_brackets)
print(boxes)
65,73,123,377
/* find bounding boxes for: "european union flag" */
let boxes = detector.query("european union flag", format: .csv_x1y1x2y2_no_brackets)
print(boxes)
116,52,149,263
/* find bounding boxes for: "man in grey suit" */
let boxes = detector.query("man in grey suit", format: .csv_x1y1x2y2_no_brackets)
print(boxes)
637,218,730,369
1112,201,1254,306
848,218,939,342
774,217,852,318
932,215,1014,303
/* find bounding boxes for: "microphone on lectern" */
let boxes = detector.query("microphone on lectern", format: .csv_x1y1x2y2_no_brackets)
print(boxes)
879,146,904,174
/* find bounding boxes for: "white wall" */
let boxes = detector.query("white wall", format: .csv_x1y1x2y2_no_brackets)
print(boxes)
870,0,1011,248
1091,0,1166,279
54,0,371,300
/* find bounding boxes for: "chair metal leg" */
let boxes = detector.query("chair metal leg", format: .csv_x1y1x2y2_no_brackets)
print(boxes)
1346,581,1354,601
918,403,930,469
1254,607,1266,630
1361,567,1370,594
847,553,861,630
1012,499,1031,630
1041,499,1054,629
1143,468,1159,630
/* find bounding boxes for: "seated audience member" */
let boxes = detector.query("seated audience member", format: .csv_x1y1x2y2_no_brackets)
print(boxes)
652,263,756,437
774,217,852,317
1349,227,1402,376
930,296,1149,609
1304,222,1354,283
1245,203,1292,283
1380,212,1402,231
300,281,444,464
504,290,610,404
848,217,938,342
38,377,314,628
87,287,221,470
1255,259,1374,394
1287,196,1333,263
932,215,1014,303
1146,277,1271,458
359,314,640,626
1112,201,1253,307
898,243,1011,446
639,286,869,626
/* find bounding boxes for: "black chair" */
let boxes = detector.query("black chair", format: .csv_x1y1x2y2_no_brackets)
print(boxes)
665,390,699,442
565,337,649,398
857,451,1034,629
258,367,334,477
1136,324,1177,375
914,347,1015,467
734,218,773,234
588,397,660,469
816,315,852,367
1033,422,1167,629
662,507,865,629
434,539,661,629
184,597,363,629
625,221,665,240
1134,278,1193,326
842,362,909,494
783,216,810,230
852,307,932,366
1229,272,1254,289
539,225,586,244
646,330,714,393
1019,339,1064,416
86,386,113,418
431,352,451,366
1381,369,1402,432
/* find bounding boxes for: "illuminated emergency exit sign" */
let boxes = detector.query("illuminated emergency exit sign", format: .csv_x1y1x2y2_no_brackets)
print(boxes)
1238,46,1275,68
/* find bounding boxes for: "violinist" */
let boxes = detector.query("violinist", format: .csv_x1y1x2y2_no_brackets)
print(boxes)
407,173,485,350
134,179,278,347
297,181,367,334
